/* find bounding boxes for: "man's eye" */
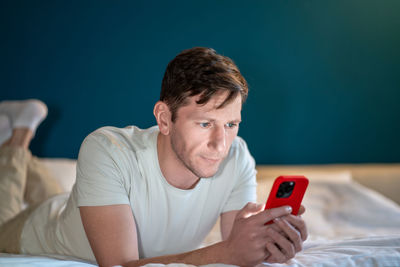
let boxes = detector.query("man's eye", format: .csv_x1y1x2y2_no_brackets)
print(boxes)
226,123,237,128
200,122,210,128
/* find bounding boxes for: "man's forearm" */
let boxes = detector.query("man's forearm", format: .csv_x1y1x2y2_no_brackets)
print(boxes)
125,241,233,267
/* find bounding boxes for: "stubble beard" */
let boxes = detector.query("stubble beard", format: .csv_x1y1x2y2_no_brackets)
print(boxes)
170,135,218,179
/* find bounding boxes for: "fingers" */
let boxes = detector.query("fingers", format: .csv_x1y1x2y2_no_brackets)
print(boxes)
298,205,306,216
228,202,284,266
228,203,306,266
251,206,292,225
273,217,302,253
264,227,296,263
263,212,308,264
265,242,287,263
282,214,308,241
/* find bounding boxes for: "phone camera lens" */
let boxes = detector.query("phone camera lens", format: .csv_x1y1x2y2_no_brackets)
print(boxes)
276,181,295,198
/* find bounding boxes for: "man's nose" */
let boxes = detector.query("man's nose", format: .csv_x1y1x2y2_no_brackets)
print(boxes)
209,126,226,153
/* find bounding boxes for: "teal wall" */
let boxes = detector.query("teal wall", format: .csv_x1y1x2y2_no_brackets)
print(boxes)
1,1,399,164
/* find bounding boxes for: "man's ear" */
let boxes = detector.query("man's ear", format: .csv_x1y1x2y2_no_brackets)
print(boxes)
153,101,171,135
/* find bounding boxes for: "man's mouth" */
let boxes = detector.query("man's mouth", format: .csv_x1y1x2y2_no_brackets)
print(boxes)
201,156,222,164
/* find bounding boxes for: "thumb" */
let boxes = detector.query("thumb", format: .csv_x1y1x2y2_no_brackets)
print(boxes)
237,202,264,219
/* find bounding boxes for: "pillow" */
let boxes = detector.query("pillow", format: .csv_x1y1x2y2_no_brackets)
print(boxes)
256,166,352,182
255,167,352,204
40,158,77,192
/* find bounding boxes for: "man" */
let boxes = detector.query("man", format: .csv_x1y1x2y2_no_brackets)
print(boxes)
0,47,307,266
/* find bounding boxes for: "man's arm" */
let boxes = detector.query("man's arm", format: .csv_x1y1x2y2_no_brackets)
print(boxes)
80,204,230,266
80,203,297,267
220,210,238,241
79,205,139,266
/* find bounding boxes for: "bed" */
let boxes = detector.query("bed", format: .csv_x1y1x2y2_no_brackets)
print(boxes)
1,159,400,267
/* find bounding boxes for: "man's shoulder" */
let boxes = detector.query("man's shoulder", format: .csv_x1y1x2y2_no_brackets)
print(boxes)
229,136,250,154
83,125,159,152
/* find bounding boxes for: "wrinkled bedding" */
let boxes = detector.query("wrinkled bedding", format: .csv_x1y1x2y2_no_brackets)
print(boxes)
1,159,400,267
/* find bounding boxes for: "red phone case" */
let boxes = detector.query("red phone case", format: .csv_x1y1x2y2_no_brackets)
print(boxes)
264,175,309,216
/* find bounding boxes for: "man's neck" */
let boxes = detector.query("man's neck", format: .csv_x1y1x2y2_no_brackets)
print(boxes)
156,133,200,190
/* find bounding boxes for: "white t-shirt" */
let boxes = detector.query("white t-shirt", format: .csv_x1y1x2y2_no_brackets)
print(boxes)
20,126,257,262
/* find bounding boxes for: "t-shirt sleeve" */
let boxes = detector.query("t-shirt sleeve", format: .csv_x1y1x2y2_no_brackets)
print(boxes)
221,138,257,213
75,131,130,206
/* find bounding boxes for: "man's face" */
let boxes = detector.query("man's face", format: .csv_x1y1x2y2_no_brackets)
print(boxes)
168,92,242,178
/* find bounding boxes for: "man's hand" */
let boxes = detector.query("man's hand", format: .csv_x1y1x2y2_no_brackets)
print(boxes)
263,205,308,263
222,203,291,266
223,203,307,266
265,216,307,263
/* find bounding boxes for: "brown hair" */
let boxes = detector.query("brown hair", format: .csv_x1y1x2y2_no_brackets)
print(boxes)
160,47,248,121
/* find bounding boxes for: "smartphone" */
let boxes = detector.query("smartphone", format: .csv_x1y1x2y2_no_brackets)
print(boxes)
264,175,309,217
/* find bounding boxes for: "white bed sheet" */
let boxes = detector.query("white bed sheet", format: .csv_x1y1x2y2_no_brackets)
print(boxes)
1,159,400,267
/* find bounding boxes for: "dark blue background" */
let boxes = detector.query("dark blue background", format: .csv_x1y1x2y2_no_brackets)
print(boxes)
1,0,399,164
